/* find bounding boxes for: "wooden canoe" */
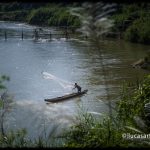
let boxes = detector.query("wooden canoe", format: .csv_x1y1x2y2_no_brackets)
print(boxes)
44,89,88,103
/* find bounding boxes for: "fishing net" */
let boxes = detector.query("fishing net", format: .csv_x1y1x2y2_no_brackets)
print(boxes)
42,72,74,90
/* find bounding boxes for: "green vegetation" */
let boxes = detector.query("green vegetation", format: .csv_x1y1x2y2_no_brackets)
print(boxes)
0,2,47,12
124,17,150,44
0,3,81,28
116,75,150,128
0,11,28,22
111,3,150,44
0,75,9,89
0,129,28,147
64,75,150,148
0,75,11,137
64,113,131,147
0,3,149,44
26,6,81,27
0,128,62,147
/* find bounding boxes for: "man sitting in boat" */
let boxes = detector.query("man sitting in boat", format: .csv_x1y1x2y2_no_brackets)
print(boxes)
73,83,82,93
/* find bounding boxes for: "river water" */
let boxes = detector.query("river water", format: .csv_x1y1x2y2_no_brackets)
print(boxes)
0,21,149,140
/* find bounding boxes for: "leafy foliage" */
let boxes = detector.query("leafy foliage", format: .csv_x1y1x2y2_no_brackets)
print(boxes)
64,75,150,148
111,3,150,44
48,7,81,27
0,3,81,28
124,17,150,44
0,3,47,12
27,5,80,26
117,75,150,122
0,75,9,90
26,5,81,27
26,7,54,25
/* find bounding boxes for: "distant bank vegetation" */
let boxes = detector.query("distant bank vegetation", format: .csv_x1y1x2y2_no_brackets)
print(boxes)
0,3,81,28
0,2,149,44
112,3,150,44
26,6,81,27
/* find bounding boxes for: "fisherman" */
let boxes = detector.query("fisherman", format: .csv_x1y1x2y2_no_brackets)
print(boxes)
73,83,82,93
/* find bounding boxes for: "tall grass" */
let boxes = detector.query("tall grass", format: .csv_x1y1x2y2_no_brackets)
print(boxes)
26,5,81,27
64,75,150,148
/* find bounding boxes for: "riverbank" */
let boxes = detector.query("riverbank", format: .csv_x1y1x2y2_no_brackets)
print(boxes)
0,3,81,30
111,3,150,45
0,3,149,45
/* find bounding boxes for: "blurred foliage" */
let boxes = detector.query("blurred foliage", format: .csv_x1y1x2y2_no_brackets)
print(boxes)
111,3,150,44
64,75,150,147
117,75,150,122
0,2,47,12
124,17,150,44
0,75,9,90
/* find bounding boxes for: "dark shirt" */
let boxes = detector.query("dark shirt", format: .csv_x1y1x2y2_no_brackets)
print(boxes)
75,84,81,90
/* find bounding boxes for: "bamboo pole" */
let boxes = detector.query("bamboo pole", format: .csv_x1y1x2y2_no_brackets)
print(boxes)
4,30,7,41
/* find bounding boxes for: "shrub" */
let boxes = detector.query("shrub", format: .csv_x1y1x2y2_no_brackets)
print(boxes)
26,7,54,25
117,75,150,123
124,17,150,44
64,75,150,148
26,6,81,27
111,3,150,44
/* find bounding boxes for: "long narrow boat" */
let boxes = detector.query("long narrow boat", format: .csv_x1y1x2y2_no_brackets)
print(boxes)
45,89,88,103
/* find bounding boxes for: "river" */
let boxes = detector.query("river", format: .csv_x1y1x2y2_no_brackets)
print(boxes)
0,21,149,140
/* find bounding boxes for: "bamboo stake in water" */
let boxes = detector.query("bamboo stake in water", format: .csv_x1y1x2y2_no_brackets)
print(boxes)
22,29,23,40
4,30,7,41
